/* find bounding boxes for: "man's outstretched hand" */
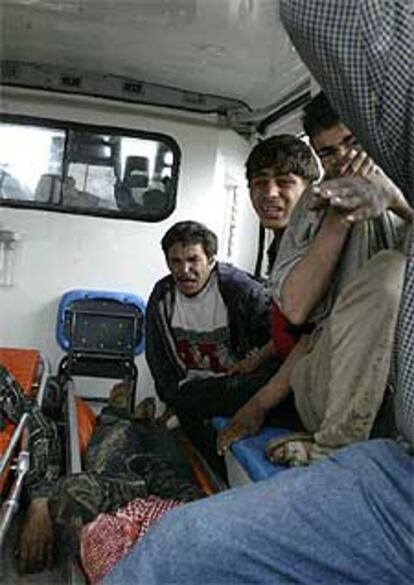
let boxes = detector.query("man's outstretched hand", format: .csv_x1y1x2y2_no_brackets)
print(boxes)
217,400,265,455
308,176,395,223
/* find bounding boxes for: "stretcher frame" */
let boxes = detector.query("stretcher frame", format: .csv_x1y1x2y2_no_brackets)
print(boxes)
0,350,50,578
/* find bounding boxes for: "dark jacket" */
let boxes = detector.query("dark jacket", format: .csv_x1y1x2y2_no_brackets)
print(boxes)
145,262,272,407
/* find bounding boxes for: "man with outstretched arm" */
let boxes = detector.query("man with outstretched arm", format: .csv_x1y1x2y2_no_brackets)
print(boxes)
217,135,319,452
220,92,412,461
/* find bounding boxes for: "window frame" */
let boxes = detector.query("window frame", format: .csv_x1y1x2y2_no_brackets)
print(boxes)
0,112,181,222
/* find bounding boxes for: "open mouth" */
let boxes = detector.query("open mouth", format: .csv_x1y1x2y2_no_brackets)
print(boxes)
177,277,198,290
261,204,285,219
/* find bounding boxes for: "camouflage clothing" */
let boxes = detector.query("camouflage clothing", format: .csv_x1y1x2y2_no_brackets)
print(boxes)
0,367,62,500
18,373,204,552
46,414,203,555
25,412,61,499
50,414,204,534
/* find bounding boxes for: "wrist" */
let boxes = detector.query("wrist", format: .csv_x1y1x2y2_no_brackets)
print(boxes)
324,208,353,231
384,183,400,210
387,187,414,222
389,187,407,212
371,174,401,211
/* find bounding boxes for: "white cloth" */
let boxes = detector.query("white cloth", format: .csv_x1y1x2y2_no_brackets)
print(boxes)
171,273,236,381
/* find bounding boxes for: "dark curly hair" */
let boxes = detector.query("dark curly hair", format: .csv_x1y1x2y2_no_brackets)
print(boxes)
302,92,341,142
245,134,319,184
161,221,218,259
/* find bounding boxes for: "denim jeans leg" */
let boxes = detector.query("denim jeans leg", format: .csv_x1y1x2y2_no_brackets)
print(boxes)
103,439,414,585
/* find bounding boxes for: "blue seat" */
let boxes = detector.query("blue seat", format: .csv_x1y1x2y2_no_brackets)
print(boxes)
213,417,291,482
56,289,146,412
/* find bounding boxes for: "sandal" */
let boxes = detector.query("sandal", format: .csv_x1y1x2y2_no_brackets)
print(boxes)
265,432,313,466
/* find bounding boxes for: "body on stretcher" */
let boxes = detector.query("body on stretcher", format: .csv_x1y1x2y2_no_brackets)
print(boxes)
57,377,226,582
0,348,226,583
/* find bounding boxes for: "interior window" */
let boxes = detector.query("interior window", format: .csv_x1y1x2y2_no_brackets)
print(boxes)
0,118,180,221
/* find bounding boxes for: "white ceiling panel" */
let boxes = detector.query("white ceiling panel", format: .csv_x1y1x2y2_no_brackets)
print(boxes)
0,0,309,115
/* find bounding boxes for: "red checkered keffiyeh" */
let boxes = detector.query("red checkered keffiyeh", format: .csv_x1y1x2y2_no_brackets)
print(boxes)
80,495,181,583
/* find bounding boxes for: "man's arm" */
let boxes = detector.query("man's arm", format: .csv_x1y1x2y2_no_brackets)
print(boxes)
280,208,351,325
311,169,414,225
339,175,413,224
217,335,309,454
388,189,414,224
228,340,276,376
281,164,413,325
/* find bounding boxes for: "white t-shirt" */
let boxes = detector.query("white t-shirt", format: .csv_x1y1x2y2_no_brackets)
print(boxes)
171,272,236,382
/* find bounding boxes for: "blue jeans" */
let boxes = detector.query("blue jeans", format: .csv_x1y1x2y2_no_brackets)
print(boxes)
103,440,414,584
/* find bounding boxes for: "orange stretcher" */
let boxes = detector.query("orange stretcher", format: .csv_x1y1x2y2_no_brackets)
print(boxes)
0,347,49,557
0,348,40,489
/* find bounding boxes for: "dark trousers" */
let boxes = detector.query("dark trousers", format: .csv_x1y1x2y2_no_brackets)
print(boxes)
173,361,303,478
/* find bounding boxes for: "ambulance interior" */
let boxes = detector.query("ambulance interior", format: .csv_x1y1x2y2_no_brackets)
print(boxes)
0,1,316,582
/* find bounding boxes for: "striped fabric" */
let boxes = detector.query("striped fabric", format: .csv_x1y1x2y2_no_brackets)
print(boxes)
280,0,414,447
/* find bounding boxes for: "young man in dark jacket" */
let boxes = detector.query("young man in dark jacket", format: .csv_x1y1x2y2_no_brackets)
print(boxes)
145,220,276,474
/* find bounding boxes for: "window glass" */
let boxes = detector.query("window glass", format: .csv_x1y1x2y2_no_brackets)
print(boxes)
0,118,180,221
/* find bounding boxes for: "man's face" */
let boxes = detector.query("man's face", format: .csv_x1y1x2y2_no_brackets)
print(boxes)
167,242,215,297
312,122,360,179
249,170,307,230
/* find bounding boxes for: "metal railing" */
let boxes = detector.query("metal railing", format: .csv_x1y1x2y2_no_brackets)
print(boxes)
0,354,50,576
